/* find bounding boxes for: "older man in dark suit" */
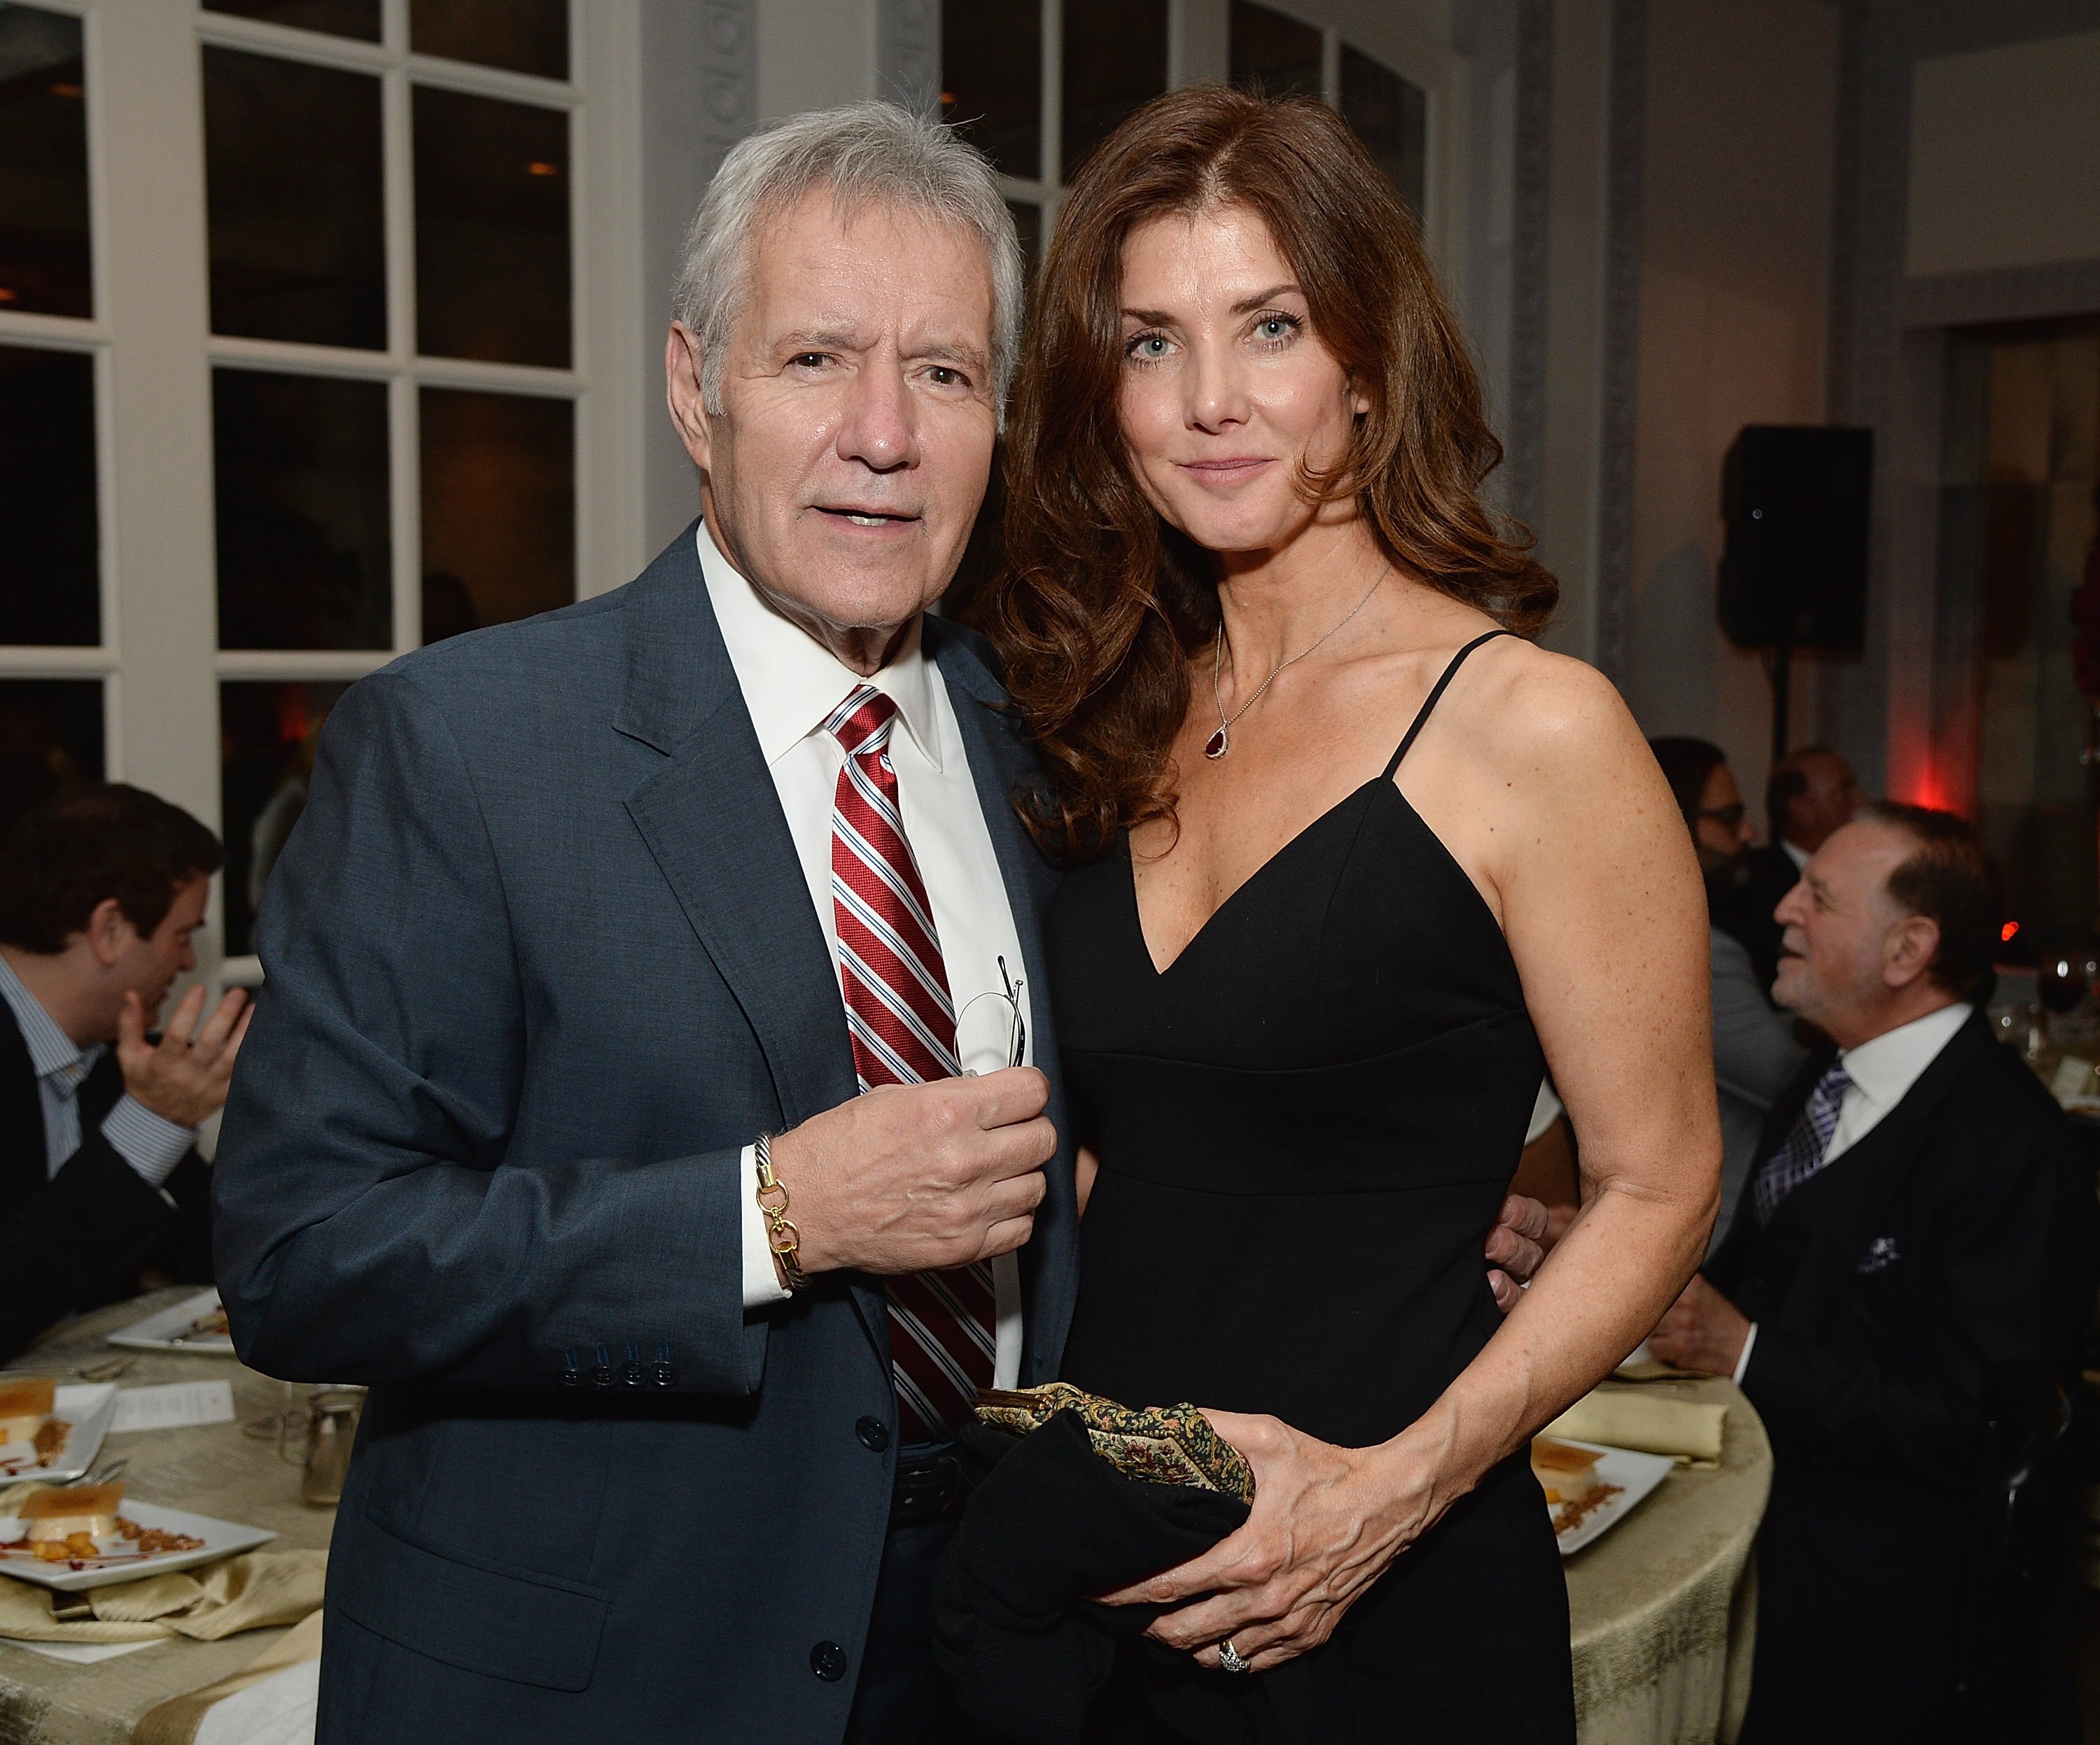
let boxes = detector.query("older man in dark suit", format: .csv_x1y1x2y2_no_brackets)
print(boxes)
1651,801,2096,1744
0,785,248,1360
211,104,1077,1745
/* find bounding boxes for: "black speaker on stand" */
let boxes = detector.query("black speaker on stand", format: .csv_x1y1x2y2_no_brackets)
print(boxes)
1718,425,1874,766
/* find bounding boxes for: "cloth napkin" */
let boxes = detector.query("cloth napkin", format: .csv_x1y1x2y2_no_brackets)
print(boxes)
133,1608,323,1745
0,1550,326,1643
1544,1389,1727,1466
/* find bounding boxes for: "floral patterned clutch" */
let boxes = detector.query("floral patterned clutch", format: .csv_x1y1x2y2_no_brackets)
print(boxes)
971,1382,1256,1503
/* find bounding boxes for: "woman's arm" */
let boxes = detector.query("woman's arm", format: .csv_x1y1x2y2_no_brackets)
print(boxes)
1107,650,1718,1669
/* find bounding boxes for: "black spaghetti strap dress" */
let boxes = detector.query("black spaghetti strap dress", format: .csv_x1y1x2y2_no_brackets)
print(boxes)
1047,631,1576,1743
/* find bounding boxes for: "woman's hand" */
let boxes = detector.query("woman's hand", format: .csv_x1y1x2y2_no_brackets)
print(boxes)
1095,1408,1449,1672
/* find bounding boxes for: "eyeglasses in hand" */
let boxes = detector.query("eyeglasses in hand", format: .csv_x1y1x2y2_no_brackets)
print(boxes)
955,954,1027,1074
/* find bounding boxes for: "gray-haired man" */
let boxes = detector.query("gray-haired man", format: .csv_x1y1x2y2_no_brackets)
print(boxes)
214,104,1070,1744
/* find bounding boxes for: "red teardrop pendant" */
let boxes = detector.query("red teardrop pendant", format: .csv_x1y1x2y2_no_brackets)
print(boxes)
1204,726,1228,759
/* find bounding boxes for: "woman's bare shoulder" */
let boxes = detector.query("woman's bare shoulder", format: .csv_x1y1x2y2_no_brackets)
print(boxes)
1445,637,1646,779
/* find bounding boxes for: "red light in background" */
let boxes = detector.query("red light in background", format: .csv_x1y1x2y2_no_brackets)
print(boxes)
2002,921,2021,944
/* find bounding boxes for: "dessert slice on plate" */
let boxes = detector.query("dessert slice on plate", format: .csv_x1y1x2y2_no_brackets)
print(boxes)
1530,1436,1604,1508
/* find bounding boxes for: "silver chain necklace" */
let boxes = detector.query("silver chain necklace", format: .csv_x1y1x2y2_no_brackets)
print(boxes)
1205,575,1385,759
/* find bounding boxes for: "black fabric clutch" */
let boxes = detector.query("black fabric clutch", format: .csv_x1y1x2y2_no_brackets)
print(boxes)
930,1403,1250,1745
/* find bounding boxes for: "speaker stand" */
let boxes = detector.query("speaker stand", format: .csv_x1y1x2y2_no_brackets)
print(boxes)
1768,639,1792,769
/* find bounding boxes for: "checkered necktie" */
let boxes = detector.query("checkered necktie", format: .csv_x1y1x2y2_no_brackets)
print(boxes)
827,685,996,1443
1752,1060,1852,1226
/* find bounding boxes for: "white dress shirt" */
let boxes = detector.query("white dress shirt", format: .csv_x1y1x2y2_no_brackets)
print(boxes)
1732,999,1973,1382
699,521,1029,1389
1781,839,1812,874
0,953,194,1189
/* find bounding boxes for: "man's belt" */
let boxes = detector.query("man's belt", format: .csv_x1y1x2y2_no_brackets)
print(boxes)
890,1447,962,1528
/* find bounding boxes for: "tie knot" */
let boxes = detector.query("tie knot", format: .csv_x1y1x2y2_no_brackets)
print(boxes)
1816,1060,1852,1101
827,685,896,759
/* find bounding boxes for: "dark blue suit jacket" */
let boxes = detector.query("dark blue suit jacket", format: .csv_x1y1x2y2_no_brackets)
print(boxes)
212,526,1079,1742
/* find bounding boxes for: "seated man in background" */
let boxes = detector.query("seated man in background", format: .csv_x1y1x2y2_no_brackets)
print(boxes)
0,785,251,1360
1651,738,1807,1247
1718,744,1862,996
1650,802,2096,1744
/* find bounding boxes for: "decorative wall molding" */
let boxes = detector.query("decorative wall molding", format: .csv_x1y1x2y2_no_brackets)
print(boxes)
877,0,941,117
1823,0,2100,792
698,0,758,183
1898,257,2100,329
1503,0,1553,539
1592,0,1647,687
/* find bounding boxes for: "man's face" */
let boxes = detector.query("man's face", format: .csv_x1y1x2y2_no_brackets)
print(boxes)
1692,764,1754,885
667,191,998,666
115,876,209,1023
1771,820,1914,1029
1787,752,1864,852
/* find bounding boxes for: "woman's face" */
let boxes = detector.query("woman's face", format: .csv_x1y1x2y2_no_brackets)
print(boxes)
1115,204,1366,557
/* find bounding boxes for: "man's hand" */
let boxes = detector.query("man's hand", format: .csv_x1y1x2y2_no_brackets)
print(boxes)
769,1067,1056,1275
117,984,252,1129
1647,1273,1751,1377
1485,1194,1549,1310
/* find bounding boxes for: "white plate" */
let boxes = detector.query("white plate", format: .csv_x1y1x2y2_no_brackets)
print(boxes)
107,1290,234,1354
1552,1440,1676,1555
0,1499,274,1592
0,1385,118,1484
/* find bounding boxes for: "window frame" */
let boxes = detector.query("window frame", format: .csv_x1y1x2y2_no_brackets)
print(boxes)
981,0,1463,270
0,0,646,986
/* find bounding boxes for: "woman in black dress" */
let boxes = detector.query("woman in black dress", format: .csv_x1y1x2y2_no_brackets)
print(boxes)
984,89,1718,1739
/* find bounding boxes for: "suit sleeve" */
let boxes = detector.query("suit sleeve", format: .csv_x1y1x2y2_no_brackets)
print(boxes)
1710,933,1806,1114
0,1137,176,1362
1735,1118,2086,1490
212,668,766,1396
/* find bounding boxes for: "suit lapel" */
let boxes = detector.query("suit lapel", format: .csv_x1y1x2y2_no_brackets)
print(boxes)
927,620,1078,1381
1707,1049,1826,1297
615,528,881,1343
1764,1016,1991,1322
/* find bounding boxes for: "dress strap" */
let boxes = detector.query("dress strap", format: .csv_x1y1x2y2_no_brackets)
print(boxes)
1380,630,1513,781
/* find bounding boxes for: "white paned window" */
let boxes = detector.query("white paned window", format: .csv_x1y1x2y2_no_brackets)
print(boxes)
0,0,643,984
938,0,1434,273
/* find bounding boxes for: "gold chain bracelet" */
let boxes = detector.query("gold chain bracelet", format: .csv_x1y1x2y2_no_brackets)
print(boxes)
753,1133,807,1292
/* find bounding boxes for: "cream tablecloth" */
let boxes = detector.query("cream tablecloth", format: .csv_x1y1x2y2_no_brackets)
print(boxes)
1564,1377,1772,1745
0,1289,335,1745
3,1298,1771,1743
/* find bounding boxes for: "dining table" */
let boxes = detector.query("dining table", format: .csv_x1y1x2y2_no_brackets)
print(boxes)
1564,1375,1774,1745
0,1287,333,1745
2,1294,1772,1745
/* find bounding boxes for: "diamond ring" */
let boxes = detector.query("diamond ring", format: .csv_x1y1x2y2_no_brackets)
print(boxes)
1217,1638,1251,1674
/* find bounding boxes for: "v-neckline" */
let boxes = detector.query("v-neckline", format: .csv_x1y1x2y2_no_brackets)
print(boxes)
1128,778,1382,977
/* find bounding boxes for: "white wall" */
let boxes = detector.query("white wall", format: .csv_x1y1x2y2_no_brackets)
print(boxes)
1907,29,2100,278
1623,0,1837,816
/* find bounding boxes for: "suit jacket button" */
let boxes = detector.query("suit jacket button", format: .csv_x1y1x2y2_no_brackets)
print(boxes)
855,1416,890,1453
653,1362,678,1387
811,1641,847,1682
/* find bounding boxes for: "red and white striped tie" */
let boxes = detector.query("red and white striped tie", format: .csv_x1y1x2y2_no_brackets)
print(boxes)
827,685,997,1443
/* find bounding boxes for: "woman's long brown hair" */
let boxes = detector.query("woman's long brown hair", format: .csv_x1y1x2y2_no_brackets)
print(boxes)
982,86,1556,864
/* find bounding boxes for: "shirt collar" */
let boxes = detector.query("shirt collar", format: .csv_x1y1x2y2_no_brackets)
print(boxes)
1782,839,1812,872
0,952,88,1084
1837,1000,1973,1110
695,520,942,773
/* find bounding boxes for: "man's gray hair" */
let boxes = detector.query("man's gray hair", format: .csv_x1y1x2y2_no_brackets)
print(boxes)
671,102,1023,420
